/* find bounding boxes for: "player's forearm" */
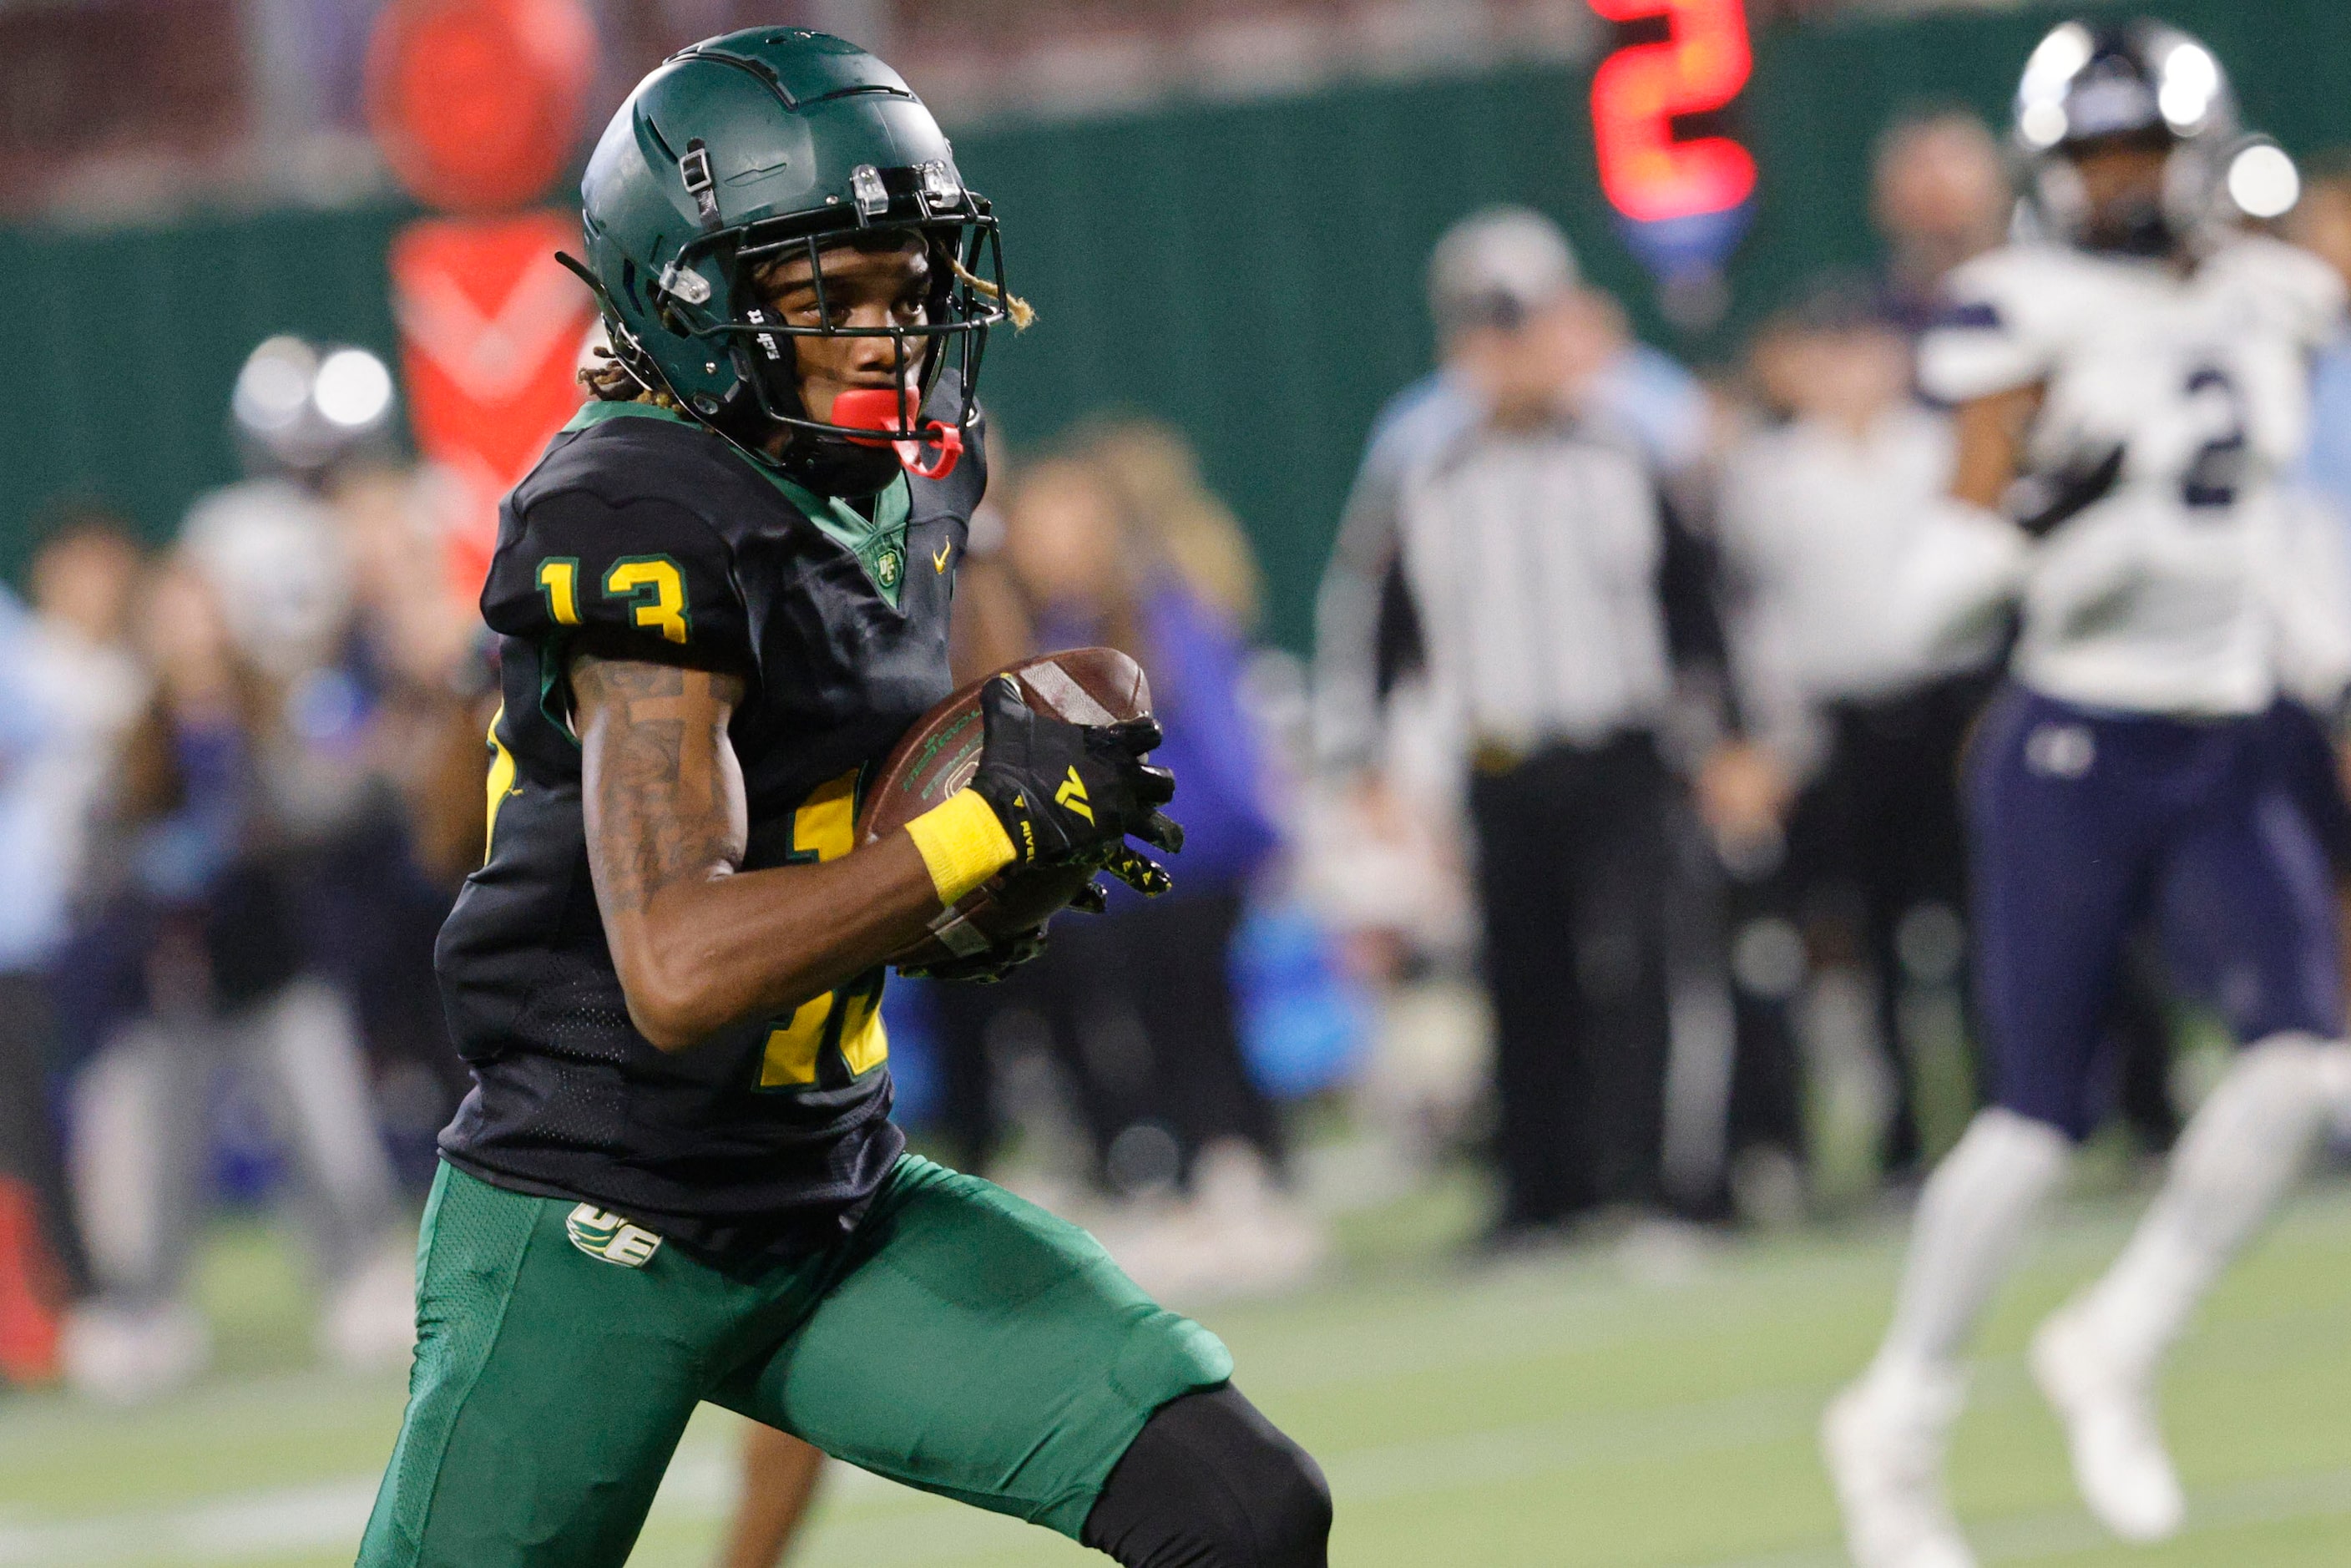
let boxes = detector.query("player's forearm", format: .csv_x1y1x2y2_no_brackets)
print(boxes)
614,837,944,1050
1949,382,2040,509
574,650,1005,1053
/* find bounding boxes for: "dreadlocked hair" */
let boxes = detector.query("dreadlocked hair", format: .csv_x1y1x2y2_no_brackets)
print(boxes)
579,342,679,408
949,254,1034,331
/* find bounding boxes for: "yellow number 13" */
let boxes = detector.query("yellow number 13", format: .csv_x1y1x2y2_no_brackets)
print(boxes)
603,555,690,645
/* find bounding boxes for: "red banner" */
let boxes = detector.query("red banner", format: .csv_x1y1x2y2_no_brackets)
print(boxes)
389,209,594,601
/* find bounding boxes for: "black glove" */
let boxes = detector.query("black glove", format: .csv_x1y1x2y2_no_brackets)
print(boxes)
2007,443,2126,540
900,924,1048,984
968,675,1183,895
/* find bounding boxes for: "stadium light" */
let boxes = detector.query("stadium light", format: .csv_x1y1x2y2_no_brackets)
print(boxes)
2227,140,2300,219
232,336,319,433
315,348,397,429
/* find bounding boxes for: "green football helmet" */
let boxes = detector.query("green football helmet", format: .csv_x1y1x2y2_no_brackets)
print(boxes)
572,28,1011,474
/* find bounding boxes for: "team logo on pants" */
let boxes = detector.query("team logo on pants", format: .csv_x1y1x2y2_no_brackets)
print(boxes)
2025,722,2096,779
565,1204,663,1267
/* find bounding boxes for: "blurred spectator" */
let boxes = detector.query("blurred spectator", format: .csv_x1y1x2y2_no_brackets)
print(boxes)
1870,109,2012,336
1722,279,1994,1186
297,463,493,1170
0,511,153,1384
58,556,413,1402
53,339,442,1403
0,584,75,1385
2270,150,2351,999
925,422,1319,1297
2288,152,2351,524
1716,115,2013,1189
187,339,480,1164
1327,210,1749,1239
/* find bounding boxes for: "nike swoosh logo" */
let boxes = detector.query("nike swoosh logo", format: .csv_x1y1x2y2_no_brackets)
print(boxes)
933,544,952,573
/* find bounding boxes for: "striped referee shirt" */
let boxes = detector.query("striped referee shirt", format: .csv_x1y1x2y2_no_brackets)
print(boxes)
1399,418,1696,757
1315,376,1726,772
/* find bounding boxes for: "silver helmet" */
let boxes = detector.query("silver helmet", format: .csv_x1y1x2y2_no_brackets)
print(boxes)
230,335,398,479
2011,18,2259,255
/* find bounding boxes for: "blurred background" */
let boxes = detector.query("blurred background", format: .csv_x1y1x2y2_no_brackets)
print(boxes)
3,1,2351,1565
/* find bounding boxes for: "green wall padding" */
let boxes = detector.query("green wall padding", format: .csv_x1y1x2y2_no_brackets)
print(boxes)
4,0,2349,651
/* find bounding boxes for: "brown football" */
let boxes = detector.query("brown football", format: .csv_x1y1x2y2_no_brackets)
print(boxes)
859,647,1152,970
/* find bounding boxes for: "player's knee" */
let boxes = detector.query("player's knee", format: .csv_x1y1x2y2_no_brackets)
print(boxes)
1082,1383,1331,1568
1233,1429,1332,1567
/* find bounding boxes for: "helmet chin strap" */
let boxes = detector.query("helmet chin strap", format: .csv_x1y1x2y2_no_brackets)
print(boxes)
777,437,905,498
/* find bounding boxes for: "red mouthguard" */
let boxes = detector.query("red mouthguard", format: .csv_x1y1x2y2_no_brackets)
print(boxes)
828,388,963,480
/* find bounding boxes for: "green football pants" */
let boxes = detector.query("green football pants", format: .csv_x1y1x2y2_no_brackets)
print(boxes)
356,1156,1233,1567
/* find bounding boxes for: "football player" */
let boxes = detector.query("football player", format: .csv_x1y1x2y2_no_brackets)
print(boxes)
1822,20,2351,1568
356,31,1328,1568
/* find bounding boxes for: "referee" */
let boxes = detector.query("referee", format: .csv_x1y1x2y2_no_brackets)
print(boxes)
1317,210,1746,1238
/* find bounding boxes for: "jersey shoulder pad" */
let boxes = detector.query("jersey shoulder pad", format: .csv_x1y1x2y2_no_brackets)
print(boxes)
483,412,756,673
1917,244,2098,405
2207,235,2347,351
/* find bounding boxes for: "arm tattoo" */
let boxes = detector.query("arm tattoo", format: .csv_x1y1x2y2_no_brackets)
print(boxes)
573,654,748,917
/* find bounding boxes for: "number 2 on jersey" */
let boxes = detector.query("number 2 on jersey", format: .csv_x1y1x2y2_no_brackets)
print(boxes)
760,770,888,1088
2179,365,2249,511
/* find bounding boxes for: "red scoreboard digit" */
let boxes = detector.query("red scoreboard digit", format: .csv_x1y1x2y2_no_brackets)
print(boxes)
1589,0,1757,225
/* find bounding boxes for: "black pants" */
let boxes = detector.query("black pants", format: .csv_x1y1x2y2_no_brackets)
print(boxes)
0,971,85,1297
929,887,1281,1190
1786,675,1986,1177
1469,735,1674,1228
1716,852,1808,1193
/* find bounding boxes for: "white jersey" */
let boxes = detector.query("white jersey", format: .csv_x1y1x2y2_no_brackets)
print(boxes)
1719,405,1982,700
1918,234,2344,716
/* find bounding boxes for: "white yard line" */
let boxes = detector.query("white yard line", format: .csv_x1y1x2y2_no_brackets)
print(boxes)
1685,1468,2351,1568
4,1196,2346,1565
0,1477,384,1567
4,1399,2347,1568
0,1443,963,1568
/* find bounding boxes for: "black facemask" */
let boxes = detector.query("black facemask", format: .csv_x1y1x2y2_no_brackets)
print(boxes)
2083,190,2176,258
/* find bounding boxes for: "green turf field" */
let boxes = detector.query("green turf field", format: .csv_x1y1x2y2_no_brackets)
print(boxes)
6,1179,2348,1567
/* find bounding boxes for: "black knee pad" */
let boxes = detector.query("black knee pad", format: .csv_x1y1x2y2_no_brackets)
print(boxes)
1080,1383,1332,1568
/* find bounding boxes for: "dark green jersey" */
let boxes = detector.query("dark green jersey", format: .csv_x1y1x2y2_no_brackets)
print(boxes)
435,391,983,1257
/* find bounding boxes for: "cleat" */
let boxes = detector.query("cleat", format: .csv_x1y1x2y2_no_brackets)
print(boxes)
2030,1304,2184,1542
1822,1369,1976,1568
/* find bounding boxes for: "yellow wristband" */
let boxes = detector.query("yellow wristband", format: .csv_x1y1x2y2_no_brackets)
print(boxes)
904,789,1018,906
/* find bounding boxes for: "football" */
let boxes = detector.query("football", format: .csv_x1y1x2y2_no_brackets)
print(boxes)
858,646,1153,970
